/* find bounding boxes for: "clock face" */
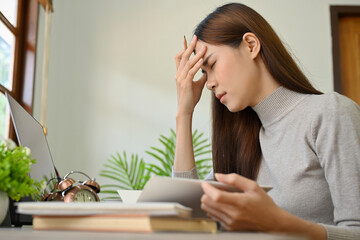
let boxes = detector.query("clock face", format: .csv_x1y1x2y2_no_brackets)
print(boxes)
63,184,100,202
74,189,97,202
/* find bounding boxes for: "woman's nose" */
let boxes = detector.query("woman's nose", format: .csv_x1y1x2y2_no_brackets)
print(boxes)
206,76,217,90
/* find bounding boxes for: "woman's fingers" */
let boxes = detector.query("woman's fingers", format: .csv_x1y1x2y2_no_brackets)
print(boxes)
183,35,197,59
201,185,252,231
177,35,198,72
175,35,207,83
202,182,244,206
178,47,206,82
201,200,232,224
175,49,186,70
201,194,245,231
174,36,189,71
182,46,206,76
201,190,238,213
174,36,187,70
184,56,204,80
215,173,260,193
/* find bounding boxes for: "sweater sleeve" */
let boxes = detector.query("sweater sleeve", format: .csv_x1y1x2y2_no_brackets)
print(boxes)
312,93,360,240
172,166,199,179
172,166,215,180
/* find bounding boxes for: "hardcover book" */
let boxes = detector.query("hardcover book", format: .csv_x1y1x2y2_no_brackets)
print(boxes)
32,214,217,233
16,202,217,233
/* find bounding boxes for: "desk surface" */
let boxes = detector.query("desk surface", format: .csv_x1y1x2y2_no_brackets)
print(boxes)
0,227,309,240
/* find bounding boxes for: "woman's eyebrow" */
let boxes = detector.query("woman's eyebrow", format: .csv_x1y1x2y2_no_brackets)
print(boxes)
203,53,214,67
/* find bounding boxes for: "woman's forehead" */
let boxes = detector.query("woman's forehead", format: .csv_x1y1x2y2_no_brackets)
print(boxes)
195,40,207,51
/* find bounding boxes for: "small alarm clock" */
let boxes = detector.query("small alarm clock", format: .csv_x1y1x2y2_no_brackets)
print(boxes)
41,171,100,202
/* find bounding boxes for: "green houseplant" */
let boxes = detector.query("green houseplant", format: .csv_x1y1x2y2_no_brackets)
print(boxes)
0,138,42,223
145,129,212,179
99,129,212,199
100,152,150,194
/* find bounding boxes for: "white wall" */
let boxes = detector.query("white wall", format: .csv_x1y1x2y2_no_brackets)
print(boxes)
33,0,360,188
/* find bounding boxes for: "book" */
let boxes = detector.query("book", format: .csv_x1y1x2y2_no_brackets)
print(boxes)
32,214,218,233
17,201,217,233
16,202,191,218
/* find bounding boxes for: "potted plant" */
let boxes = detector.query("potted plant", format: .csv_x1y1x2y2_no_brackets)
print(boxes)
0,138,41,224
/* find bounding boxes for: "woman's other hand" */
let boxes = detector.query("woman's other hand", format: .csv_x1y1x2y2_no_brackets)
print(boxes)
201,173,326,240
174,35,207,116
201,173,284,232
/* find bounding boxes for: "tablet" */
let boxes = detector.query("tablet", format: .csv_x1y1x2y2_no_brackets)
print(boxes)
137,176,272,218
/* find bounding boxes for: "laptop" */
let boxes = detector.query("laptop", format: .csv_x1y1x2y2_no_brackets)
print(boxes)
5,92,60,225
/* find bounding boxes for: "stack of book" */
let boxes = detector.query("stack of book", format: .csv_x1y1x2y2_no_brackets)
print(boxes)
16,202,217,233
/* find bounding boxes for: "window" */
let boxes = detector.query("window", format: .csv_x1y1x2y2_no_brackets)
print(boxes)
0,0,38,139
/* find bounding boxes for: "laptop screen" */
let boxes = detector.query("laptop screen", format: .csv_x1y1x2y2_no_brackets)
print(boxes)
6,93,58,186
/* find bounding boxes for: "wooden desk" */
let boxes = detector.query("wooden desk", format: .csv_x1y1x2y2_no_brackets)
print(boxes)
0,227,309,240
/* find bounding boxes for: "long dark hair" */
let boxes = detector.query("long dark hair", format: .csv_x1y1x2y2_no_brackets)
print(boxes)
194,3,322,180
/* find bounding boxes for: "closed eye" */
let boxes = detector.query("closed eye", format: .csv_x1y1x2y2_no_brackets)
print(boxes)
201,61,215,74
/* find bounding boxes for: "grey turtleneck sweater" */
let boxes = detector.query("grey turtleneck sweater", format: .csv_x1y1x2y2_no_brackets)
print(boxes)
172,87,360,240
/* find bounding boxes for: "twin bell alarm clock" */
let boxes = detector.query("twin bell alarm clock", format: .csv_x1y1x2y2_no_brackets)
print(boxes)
41,171,100,202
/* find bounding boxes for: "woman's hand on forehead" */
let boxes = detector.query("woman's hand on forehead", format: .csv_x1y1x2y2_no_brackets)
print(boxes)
174,35,208,116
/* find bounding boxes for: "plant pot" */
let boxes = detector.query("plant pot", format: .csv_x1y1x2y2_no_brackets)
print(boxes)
0,191,9,224
117,190,142,203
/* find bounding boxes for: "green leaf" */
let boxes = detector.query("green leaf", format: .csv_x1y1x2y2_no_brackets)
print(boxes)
100,190,119,194
194,150,212,157
192,130,203,143
146,163,170,176
193,138,209,149
145,150,172,174
101,184,124,189
99,173,132,188
100,196,120,201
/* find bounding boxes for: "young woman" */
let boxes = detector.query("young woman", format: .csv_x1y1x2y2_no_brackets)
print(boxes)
173,3,360,240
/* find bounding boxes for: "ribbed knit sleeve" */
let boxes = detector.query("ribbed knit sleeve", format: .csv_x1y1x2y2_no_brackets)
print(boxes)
312,93,360,240
172,167,214,180
320,225,360,240
172,166,199,179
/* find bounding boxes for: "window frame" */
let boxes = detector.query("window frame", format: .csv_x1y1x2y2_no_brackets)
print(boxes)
0,0,39,140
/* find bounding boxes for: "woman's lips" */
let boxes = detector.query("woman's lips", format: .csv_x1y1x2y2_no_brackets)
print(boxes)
216,93,226,103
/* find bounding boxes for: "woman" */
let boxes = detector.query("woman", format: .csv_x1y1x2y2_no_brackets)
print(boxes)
173,3,360,240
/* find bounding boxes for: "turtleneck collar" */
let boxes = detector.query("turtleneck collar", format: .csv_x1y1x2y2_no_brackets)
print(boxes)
252,87,308,127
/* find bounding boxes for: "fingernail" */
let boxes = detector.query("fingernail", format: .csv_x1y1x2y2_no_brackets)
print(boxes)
183,35,188,49
215,173,224,181
192,35,197,42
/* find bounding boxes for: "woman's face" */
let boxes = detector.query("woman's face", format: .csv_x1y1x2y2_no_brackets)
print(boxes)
195,40,263,112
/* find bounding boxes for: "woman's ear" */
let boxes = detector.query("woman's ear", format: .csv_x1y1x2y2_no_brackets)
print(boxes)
242,32,261,59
